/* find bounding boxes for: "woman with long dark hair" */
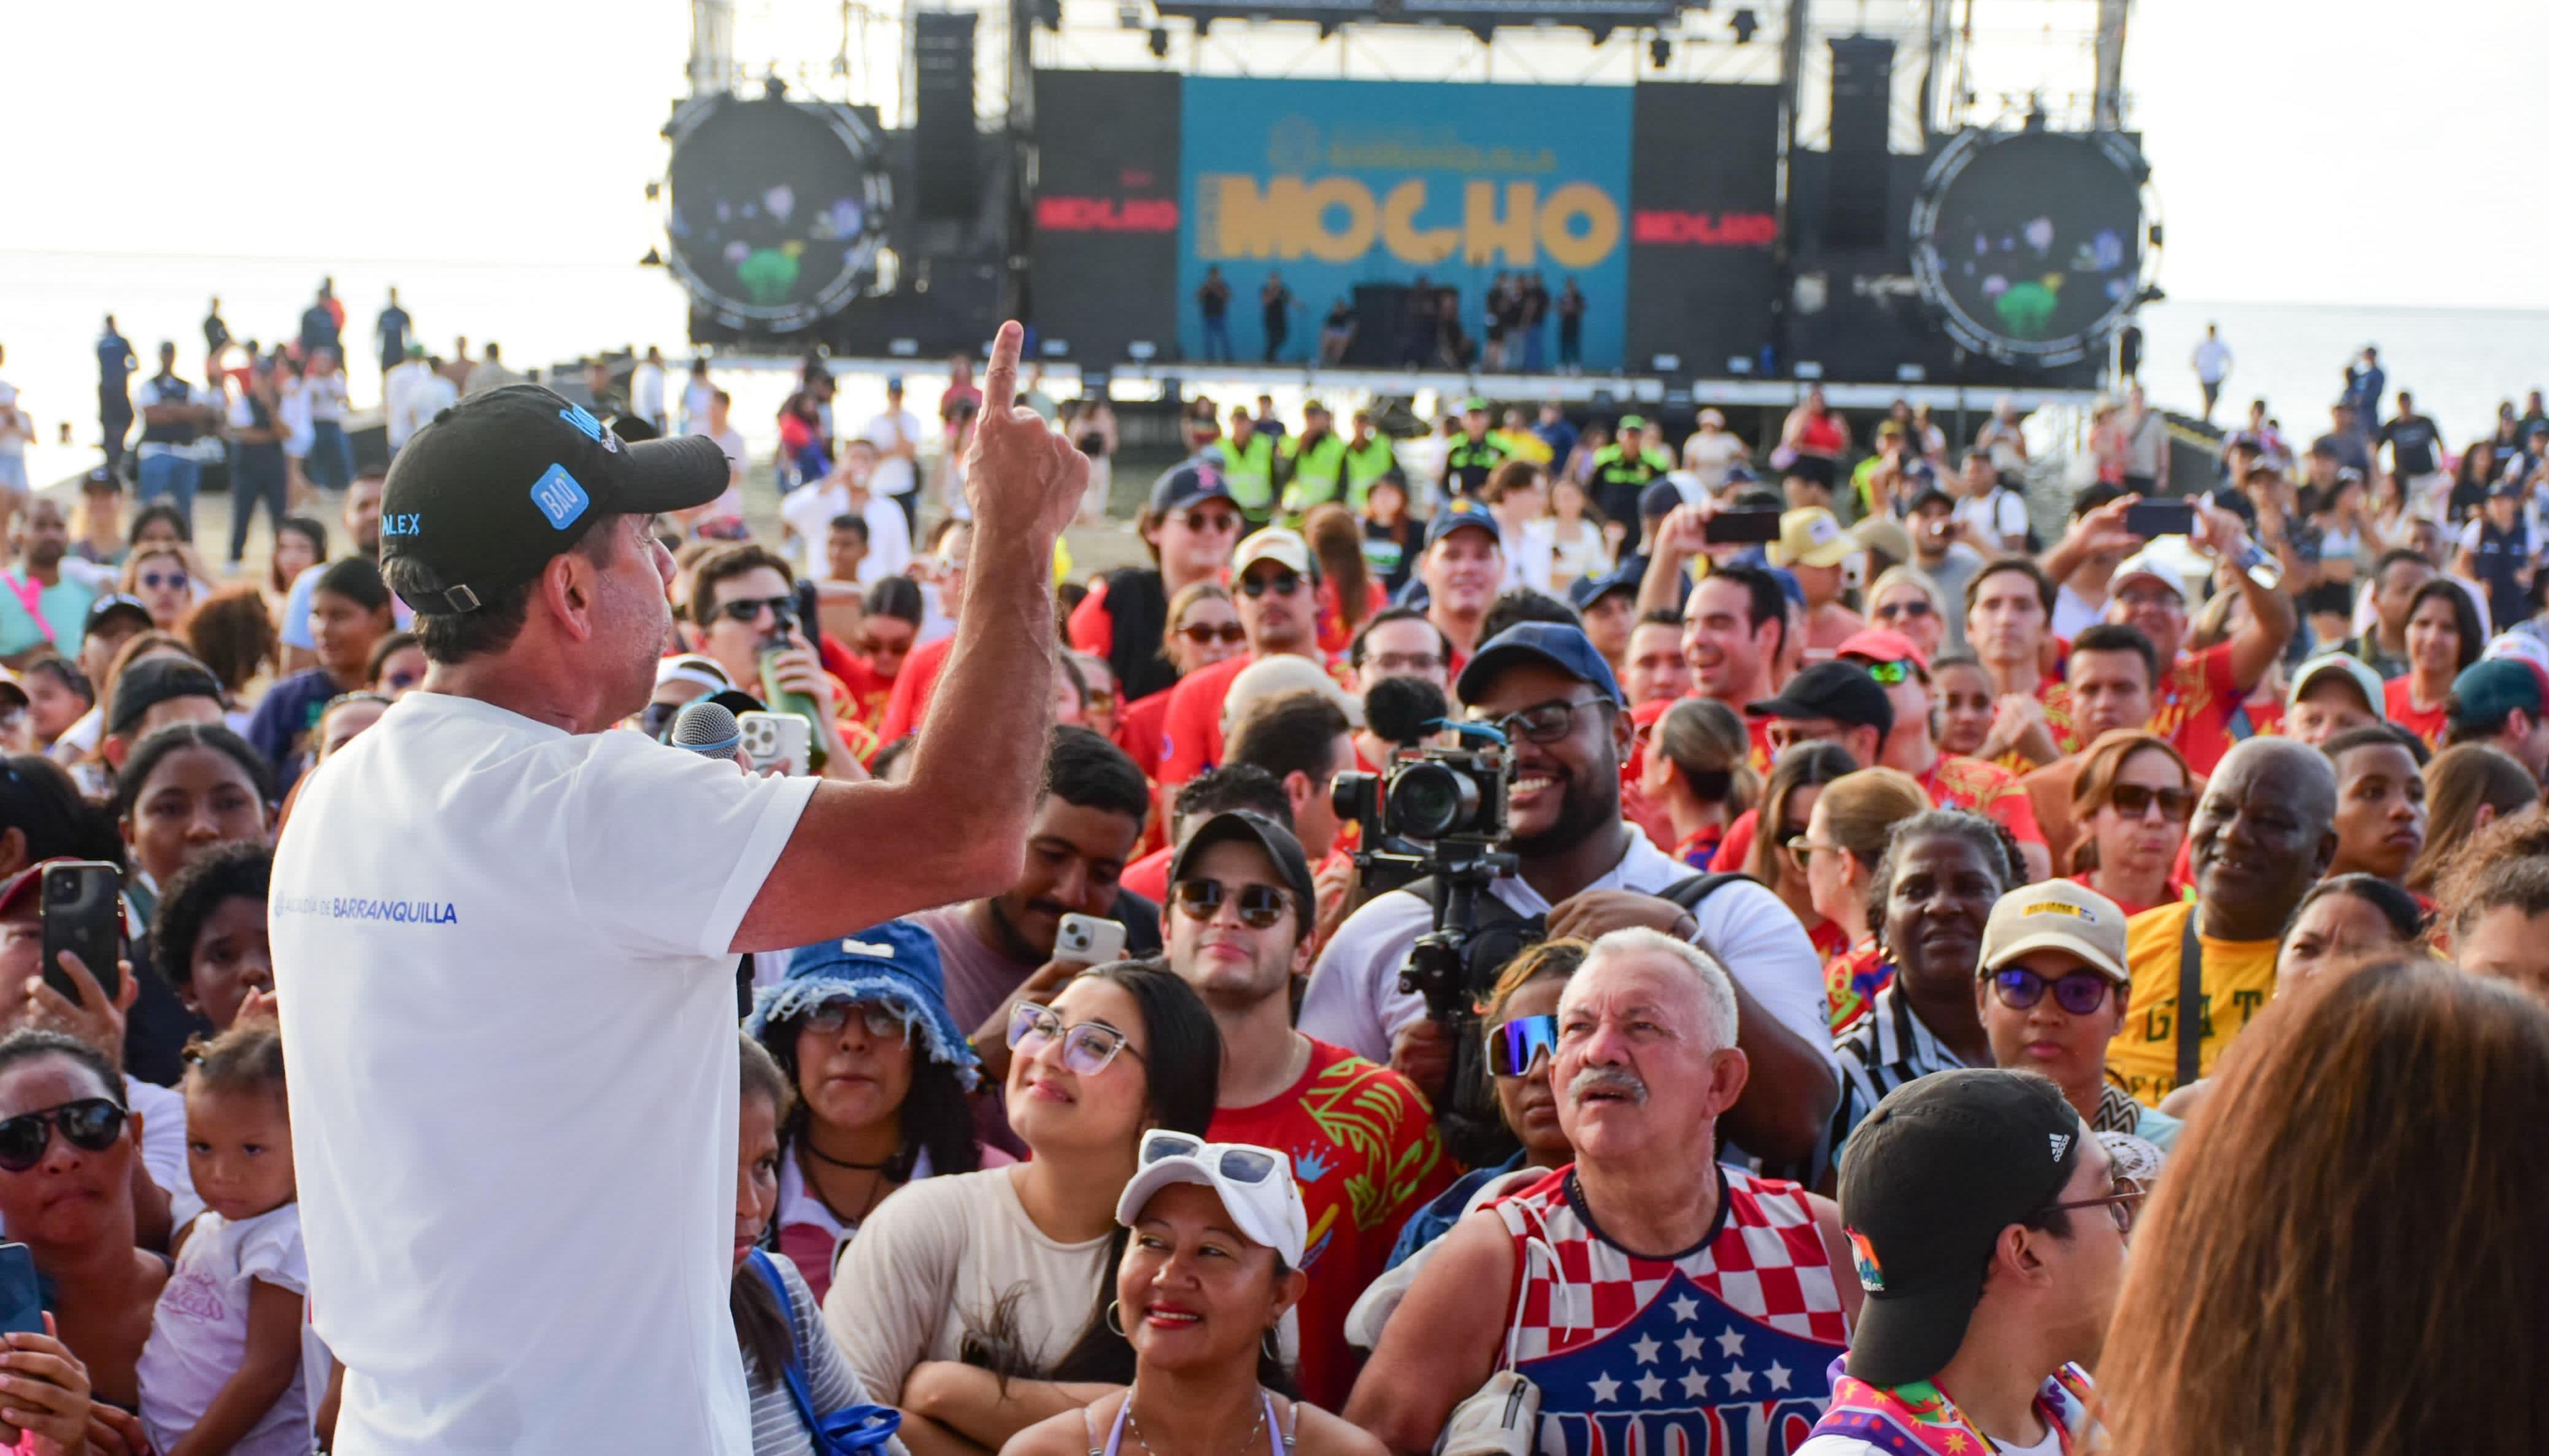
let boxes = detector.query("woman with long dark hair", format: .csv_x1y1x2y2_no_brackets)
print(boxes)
747,922,1005,1303
2406,742,2538,895
823,962,1221,1456
1300,504,1380,658
1799,768,1932,1034
2385,579,2482,750
1743,742,1859,957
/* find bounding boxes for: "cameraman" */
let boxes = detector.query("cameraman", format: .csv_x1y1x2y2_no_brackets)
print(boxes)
1300,623,1838,1161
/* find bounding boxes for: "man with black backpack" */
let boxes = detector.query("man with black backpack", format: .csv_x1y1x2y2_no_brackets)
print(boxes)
1300,622,1837,1163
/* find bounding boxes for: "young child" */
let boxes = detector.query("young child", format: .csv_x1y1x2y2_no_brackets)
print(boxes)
137,1025,313,1455
153,842,276,1033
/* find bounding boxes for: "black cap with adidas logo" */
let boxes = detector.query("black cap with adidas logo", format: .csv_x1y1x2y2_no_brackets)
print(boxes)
379,384,730,615
1835,1069,2085,1387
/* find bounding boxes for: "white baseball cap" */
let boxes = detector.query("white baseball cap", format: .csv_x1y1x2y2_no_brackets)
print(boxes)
1117,1130,1309,1266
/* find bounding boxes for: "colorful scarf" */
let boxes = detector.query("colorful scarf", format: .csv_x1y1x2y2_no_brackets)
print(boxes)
1807,1356,2099,1455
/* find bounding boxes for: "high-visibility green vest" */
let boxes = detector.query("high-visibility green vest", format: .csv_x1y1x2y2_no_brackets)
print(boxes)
1443,435,1510,496
1279,431,1351,515
1222,433,1277,517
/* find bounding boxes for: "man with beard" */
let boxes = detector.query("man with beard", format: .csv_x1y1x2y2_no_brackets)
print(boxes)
1348,927,1860,1454
1157,525,1328,792
0,499,98,669
2108,738,2337,1104
913,726,1165,1065
1301,623,1837,1163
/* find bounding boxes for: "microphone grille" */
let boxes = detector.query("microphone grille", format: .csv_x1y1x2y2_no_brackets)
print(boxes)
669,699,742,760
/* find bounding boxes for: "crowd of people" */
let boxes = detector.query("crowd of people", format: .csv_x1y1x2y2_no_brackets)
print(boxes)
0,312,2541,1456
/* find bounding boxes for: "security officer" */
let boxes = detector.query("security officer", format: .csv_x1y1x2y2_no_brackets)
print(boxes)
1589,414,1673,526
1441,396,1508,499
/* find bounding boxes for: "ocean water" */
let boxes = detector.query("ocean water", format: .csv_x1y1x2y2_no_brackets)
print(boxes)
5,247,2544,490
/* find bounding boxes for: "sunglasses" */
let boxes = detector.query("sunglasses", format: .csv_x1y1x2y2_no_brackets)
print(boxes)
1477,696,1603,745
803,1000,908,1042
1859,659,1914,686
1489,1014,1559,1077
1177,622,1248,646
1007,1001,1144,1077
1873,600,1936,620
1172,877,1293,930
1140,1129,1282,1185
1178,511,1242,534
141,572,188,591
0,1097,126,1173
716,596,796,626
1239,571,1304,598
1989,968,2115,1015
1783,835,1844,872
2106,783,2194,821
2035,1176,2148,1236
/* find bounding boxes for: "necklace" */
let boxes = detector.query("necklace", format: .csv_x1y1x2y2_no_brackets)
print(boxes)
796,1139,894,1172
1123,1385,1266,1456
795,1142,898,1229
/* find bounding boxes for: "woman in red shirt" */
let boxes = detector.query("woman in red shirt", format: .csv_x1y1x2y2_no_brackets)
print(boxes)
1302,504,1385,658
1798,767,1930,1034
1112,582,1246,780
2065,729,2194,916
1742,742,1858,958
1637,696,1754,870
2385,580,2482,752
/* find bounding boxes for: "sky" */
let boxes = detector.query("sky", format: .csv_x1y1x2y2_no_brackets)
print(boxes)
1,0,2542,309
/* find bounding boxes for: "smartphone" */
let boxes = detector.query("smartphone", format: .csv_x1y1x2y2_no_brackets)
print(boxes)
736,711,814,777
37,861,121,1006
0,1244,41,1335
2124,501,2196,539
1053,913,1127,967
793,579,822,641
1704,509,1785,545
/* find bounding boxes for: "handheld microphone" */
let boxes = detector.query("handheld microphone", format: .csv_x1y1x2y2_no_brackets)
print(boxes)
1364,675,1451,747
668,699,742,762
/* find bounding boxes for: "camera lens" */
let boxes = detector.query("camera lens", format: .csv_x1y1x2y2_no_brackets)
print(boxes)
1388,761,1479,839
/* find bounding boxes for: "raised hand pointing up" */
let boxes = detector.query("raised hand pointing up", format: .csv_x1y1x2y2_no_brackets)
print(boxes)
965,321,1089,539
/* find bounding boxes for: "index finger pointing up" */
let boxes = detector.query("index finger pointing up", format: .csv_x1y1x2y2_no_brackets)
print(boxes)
981,320,1023,418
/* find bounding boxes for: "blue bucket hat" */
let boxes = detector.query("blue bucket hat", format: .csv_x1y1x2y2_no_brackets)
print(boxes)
746,919,981,1090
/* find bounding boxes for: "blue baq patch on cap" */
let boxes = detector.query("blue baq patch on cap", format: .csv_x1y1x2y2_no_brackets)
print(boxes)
530,463,591,530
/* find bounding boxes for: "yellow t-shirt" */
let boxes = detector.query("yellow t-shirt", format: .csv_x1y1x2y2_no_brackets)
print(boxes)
2107,901,2280,1106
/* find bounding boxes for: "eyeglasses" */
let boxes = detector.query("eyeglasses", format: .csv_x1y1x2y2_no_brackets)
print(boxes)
716,596,795,626
1367,652,1444,676
2105,784,2193,821
1239,571,1304,598
1857,659,1914,686
1477,696,1604,745
0,1097,127,1173
1488,1014,1559,1077
1989,968,2116,1015
1177,622,1248,646
803,1000,908,1043
2036,1176,2148,1236
1171,877,1293,930
1873,600,1936,621
1139,1129,1283,1185
1783,836,1845,872
1006,1001,1144,1076
141,572,188,591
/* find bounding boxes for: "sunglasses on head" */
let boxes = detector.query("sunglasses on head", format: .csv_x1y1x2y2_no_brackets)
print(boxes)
1177,622,1248,645
2107,784,2193,820
1172,877,1292,930
1874,600,1936,620
716,596,795,626
1006,1001,1144,1076
0,1097,126,1173
1239,571,1303,598
1489,1014,1559,1077
1140,1129,1282,1185
1989,968,2115,1015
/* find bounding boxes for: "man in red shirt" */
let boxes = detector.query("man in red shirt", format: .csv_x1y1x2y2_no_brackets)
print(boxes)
1622,608,1692,708
877,520,971,741
1837,628,2050,880
1681,562,1787,772
2018,622,2164,871
1156,526,1325,790
1964,556,2067,770
2088,521,2293,775
1163,809,1449,1411
1416,500,1504,668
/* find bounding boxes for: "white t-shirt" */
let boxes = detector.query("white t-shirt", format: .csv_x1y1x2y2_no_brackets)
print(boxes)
305,372,349,425
2192,337,2231,384
863,409,925,498
777,482,913,586
1683,431,1748,491
1300,832,1832,1071
683,379,717,434
0,380,28,458
137,1204,314,1456
269,691,817,1454
2051,582,2107,641
1956,488,2029,547
631,362,666,425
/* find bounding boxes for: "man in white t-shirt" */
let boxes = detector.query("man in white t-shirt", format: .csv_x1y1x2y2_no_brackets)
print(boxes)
271,324,1085,1454
631,345,668,434
777,439,912,586
1951,449,2029,553
0,345,33,542
864,377,925,533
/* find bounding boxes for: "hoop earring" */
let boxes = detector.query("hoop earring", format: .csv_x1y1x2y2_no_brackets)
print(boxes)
1263,1328,1281,1360
1106,1301,1126,1338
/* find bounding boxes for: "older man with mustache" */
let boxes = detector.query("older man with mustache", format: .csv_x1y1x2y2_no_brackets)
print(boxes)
1347,926,1862,1456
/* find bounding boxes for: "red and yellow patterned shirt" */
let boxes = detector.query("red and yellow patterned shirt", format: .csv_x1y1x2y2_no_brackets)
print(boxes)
2053,642,2244,776
1915,753,2046,847
1824,938,1890,1034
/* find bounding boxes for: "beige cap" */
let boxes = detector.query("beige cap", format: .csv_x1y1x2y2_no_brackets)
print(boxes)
1773,507,1854,569
1977,880,2131,984
1233,526,1312,577
1848,512,1913,563
1221,654,1364,733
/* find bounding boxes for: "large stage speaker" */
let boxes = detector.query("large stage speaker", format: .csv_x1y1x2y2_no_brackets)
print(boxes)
1824,36,1895,249
913,12,979,221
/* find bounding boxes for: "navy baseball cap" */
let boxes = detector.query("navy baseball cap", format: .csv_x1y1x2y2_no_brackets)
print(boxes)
380,384,729,615
1638,480,1686,520
1456,622,1624,709
1567,569,1639,611
1149,456,1238,515
1424,498,1503,550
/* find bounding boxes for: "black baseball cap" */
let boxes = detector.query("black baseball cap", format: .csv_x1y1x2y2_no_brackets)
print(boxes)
1838,1069,2086,1385
1748,661,1894,737
1149,457,1239,515
109,656,224,736
1168,811,1317,933
1567,569,1638,611
379,384,729,615
1456,622,1624,709
84,594,153,639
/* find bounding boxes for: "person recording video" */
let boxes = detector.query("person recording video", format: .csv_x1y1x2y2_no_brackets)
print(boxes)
1298,622,1837,1163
